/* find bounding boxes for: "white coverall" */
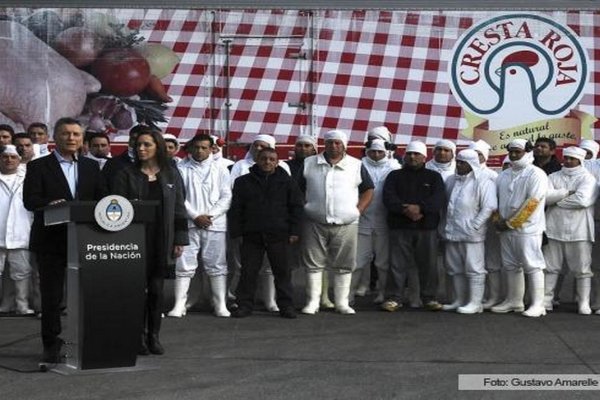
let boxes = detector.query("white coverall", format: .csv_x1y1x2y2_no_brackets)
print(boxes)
544,165,597,313
176,155,232,278
354,156,400,301
443,169,497,277
493,154,548,317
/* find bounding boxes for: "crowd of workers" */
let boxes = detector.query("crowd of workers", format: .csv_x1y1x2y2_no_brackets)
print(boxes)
0,120,599,365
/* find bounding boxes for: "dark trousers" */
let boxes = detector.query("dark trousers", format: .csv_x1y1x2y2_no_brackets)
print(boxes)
236,233,294,310
386,229,438,303
144,276,164,336
37,252,66,350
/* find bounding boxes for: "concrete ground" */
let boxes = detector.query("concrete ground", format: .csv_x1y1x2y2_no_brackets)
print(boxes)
1,268,599,400
2,286,600,400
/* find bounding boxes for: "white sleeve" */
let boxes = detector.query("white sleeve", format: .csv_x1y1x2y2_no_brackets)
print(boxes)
557,174,598,209
207,166,232,218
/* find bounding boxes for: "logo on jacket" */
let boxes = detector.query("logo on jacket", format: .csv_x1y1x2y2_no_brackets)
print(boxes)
95,195,135,231
449,13,595,155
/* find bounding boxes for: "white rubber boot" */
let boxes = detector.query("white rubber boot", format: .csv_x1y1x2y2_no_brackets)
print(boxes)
261,273,279,312
320,272,335,309
577,278,592,315
167,277,191,318
209,275,231,317
14,279,34,315
482,271,502,310
334,272,355,315
522,270,547,318
442,274,468,311
491,270,525,313
457,275,485,314
543,273,559,311
302,272,323,314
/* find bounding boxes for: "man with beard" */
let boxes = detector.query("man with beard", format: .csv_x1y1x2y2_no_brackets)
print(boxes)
533,137,561,175
426,139,456,182
286,135,317,183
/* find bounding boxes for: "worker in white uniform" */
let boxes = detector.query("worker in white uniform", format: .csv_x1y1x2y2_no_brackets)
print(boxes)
579,139,600,313
492,139,548,318
442,149,497,313
467,140,503,309
0,146,34,315
544,146,597,315
168,134,232,318
425,139,457,305
210,135,234,170
352,139,400,304
301,130,374,315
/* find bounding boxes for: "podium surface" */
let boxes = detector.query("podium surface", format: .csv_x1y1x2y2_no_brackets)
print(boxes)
44,200,157,370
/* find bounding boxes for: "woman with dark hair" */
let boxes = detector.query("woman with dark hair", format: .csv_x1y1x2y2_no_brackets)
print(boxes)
112,130,188,355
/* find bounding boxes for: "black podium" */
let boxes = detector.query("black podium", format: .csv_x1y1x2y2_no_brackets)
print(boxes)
44,200,157,370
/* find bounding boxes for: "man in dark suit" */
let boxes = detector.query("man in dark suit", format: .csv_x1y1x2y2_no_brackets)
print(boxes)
102,124,151,190
23,117,107,364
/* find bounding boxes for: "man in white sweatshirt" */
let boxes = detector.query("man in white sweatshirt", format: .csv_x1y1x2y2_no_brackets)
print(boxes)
352,139,400,304
167,134,232,318
492,139,548,318
441,149,497,314
0,145,34,315
544,146,597,314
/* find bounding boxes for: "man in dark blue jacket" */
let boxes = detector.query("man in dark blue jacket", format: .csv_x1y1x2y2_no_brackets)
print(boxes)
24,117,107,365
228,148,304,318
381,141,446,312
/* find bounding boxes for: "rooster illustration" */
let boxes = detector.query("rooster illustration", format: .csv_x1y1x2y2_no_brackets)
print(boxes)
484,48,558,130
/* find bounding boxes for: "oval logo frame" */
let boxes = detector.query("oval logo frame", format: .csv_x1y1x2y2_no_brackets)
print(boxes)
448,13,589,129
94,195,135,232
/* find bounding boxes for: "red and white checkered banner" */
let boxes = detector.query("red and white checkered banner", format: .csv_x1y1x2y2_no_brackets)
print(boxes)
1,8,599,151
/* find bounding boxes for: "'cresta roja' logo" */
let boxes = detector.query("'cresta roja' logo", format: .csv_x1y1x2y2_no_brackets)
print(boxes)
449,13,590,135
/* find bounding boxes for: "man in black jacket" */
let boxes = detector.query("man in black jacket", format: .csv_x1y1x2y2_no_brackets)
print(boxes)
228,148,304,318
102,124,150,190
381,141,446,312
285,135,317,186
24,117,107,365
533,137,561,175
